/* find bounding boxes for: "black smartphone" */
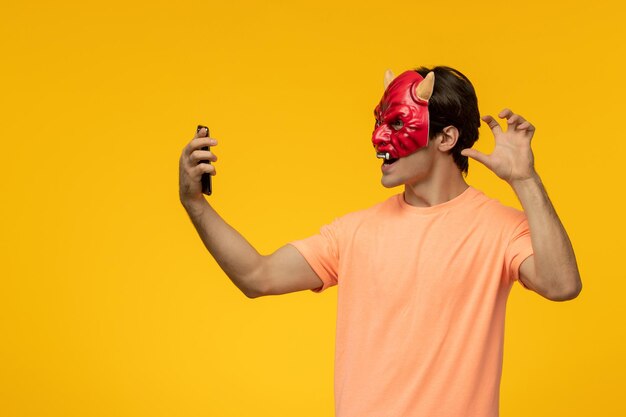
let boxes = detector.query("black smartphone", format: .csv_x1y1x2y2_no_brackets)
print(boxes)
197,124,212,195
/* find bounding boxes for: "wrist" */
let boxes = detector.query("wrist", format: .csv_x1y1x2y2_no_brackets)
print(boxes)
509,172,545,206
181,194,209,213
509,171,541,190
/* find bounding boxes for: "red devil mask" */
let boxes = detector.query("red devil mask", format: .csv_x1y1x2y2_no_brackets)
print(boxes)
372,70,435,160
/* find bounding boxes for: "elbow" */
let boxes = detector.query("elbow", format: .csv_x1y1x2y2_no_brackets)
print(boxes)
243,289,263,299
546,277,583,302
242,285,267,299
239,269,271,299
238,255,284,299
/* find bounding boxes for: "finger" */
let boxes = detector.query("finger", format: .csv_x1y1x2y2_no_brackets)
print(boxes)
461,148,490,167
193,163,216,176
185,125,210,157
481,115,503,135
195,125,210,139
517,121,535,132
498,109,530,131
184,138,205,158
507,114,520,124
189,149,218,164
498,108,513,119
186,137,218,155
506,114,526,130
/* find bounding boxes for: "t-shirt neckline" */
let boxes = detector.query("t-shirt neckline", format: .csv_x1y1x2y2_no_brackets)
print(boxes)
396,186,479,215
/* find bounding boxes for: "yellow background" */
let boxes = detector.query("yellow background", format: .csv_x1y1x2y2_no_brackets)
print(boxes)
1,0,624,416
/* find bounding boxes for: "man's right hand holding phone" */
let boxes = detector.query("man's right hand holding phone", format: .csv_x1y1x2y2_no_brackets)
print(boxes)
179,125,218,208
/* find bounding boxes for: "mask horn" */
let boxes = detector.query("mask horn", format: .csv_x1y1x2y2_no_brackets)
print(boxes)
415,71,435,101
383,69,395,90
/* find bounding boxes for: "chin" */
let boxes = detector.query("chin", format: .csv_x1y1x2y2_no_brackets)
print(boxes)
381,176,402,189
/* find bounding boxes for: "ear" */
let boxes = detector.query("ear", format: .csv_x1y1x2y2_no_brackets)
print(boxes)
436,125,459,152
384,69,395,89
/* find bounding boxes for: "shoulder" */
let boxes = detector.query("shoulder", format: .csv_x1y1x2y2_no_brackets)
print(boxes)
333,194,401,226
468,187,527,227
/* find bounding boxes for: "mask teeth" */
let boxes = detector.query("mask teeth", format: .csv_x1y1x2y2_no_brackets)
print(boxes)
376,152,391,160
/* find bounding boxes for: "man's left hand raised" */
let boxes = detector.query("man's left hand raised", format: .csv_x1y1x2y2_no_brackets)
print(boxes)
461,108,537,185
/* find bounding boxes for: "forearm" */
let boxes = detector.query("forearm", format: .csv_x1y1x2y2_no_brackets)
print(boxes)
511,173,582,297
181,197,265,298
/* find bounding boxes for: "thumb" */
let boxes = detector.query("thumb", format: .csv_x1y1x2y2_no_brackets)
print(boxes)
461,148,490,167
195,124,209,139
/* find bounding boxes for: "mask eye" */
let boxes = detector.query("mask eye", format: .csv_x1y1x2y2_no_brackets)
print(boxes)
391,119,403,130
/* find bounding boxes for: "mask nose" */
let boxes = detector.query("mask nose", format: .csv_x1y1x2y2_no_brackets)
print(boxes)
372,124,392,151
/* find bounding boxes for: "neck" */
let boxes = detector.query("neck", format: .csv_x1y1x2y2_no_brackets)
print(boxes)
403,163,469,207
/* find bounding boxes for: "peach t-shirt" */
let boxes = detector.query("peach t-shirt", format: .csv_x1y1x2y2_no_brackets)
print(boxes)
290,186,534,417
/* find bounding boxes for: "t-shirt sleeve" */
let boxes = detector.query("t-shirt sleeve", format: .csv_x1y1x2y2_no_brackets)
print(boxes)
504,213,535,289
289,221,340,293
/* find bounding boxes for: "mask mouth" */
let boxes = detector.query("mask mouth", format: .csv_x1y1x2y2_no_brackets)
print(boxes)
377,152,399,165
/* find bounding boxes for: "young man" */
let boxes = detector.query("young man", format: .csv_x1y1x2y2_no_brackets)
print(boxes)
179,66,582,417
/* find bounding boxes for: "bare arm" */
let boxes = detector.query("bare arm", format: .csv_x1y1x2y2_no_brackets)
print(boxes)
513,175,581,300
462,109,582,301
179,127,323,298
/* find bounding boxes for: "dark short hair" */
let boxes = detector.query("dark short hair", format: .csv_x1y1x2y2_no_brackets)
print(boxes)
414,66,480,175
